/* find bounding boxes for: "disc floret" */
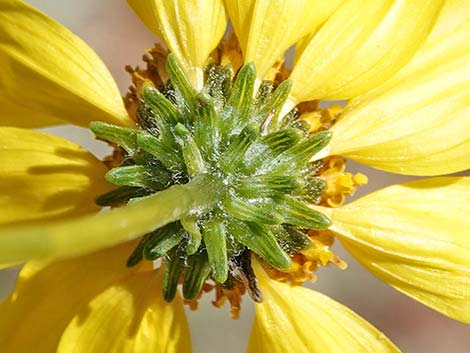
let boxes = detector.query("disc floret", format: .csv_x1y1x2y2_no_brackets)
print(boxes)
91,55,332,302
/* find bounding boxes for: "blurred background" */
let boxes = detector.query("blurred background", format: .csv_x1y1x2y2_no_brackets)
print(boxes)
1,1,469,352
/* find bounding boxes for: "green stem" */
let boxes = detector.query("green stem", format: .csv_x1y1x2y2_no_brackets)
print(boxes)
0,175,218,264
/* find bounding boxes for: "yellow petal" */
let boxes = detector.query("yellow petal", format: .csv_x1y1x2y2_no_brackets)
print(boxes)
0,0,131,128
0,242,191,353
327,3,470,176
225,0,343,79
326,177,470,323
0,176,216,263
0,242,134,351
57,272,191,353
0,262,19,270
127,0,227,89
358,0,470,96
0,102,64,127
289,0,444,102
0,127,110,225
249,261,400,353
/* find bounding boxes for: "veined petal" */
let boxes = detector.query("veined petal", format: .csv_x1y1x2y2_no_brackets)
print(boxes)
326,177,470,323
127,0,227,89
57,271,191,353
289,0,444,102
327,3,470,176
358,0,470,96
225,0,343,79
0,243,191,353
0,127,110,225
249,261,400,353
0,0,131,128
0,243,134,352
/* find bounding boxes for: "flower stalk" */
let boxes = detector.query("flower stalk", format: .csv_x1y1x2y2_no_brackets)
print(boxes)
0,175,218,263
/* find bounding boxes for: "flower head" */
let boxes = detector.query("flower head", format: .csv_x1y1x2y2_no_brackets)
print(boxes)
0,0,469,352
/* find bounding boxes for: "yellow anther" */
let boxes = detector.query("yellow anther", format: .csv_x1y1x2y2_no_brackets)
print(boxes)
320,157,368,208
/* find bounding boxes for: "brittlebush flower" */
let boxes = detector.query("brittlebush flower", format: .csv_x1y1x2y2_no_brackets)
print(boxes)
0,0,469,352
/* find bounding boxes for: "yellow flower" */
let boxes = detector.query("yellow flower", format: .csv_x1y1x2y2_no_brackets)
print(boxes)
0,0,469,352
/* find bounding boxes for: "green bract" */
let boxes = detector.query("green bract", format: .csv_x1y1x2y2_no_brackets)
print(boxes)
91,55,331,302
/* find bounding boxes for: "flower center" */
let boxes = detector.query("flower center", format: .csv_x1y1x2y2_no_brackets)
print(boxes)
90,42,366,318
